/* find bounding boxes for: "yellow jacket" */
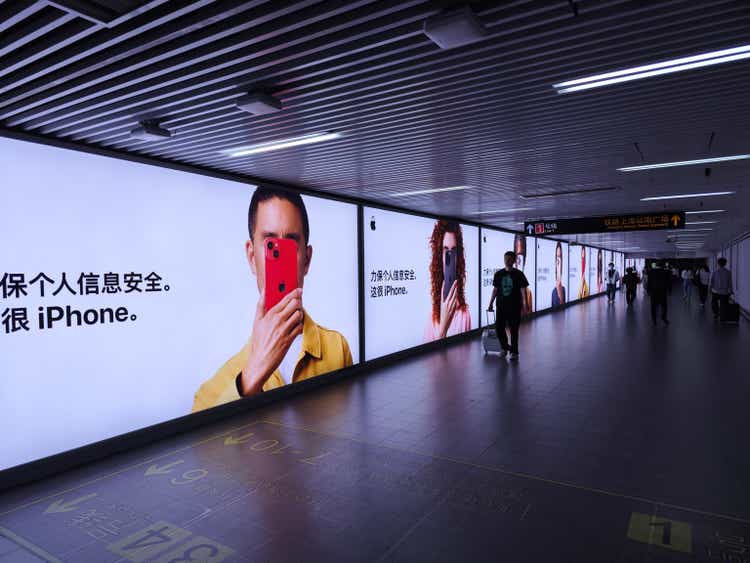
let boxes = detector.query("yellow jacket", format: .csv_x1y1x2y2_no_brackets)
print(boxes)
192,310,352,412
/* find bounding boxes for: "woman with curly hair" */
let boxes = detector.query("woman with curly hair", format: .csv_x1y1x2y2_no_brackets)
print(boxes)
551,241,567,308
424,220,472,341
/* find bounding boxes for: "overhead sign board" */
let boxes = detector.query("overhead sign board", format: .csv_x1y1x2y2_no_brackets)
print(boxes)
524,211,685,236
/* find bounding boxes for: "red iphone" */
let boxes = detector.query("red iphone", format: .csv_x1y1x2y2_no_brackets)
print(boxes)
264,238,298,312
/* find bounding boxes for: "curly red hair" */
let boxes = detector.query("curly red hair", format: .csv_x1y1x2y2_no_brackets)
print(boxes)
430,220,467,324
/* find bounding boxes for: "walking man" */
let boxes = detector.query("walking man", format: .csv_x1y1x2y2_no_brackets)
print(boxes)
605,262,620,303
488,250,529,360
647,261,671,325
710,257,733,319
623,267,640,306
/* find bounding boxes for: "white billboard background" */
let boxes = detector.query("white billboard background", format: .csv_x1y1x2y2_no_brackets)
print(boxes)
0,137,358,470
568,244,590,302
536,239,569,311
364,207,478,360
588,246,603,295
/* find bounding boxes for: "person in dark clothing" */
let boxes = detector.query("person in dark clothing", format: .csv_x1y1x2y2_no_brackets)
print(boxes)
488,250,529,360
647,262,671,325
623,267,639,306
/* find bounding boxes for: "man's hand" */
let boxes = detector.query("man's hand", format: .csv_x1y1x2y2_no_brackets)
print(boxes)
239,288,303,396
438,280,459,338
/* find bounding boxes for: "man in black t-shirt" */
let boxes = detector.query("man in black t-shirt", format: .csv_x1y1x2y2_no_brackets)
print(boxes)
488,250,529,360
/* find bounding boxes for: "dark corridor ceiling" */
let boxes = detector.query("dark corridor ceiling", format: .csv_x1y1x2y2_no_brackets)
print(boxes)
1,0,750,254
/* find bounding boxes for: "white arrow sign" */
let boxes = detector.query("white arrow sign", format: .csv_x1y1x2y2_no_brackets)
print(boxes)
44,493,98,514
526,224,534,235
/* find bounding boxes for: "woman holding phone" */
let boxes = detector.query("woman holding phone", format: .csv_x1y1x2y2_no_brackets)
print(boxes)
424,220,471,341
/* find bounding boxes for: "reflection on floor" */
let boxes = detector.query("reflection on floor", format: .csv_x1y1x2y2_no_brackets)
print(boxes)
1,289,748,562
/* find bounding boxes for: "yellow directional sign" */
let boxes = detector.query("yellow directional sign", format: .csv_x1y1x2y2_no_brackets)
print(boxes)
224,432,255,445
525,211,686,235
44,493,98,514
627,512,692,553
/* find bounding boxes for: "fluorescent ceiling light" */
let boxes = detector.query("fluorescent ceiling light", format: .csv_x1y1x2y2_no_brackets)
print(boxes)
554,44,750,93
390,185,471,197
469,207,534,215
640,191,734,201
224,132,341,157
685,209,725,214
618,154,750,172
685,221,718,225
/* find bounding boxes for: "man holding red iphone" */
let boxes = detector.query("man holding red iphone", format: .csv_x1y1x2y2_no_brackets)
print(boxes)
192,187,352,412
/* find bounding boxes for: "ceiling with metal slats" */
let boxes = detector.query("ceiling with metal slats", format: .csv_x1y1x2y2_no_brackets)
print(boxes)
2,0,749,255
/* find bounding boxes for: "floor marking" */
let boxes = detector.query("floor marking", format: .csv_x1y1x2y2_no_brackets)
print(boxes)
0,420,262,517
259,419,750,525
0,525,63,562
627,513,692,553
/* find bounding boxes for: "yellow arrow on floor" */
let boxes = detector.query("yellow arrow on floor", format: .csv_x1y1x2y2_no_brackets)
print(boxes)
145,460,184,476
224,432,255,445
44,493,98,514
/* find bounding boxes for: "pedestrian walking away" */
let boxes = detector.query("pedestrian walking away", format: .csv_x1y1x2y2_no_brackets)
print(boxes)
696,265,710,308
710,258,733,319
488,250,529,360
681,268,694,304
647,261,671,325
623,267,640,306
605,262,620,303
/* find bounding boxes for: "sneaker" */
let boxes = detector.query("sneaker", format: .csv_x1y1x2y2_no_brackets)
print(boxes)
509,352,519,361
500,350,508,358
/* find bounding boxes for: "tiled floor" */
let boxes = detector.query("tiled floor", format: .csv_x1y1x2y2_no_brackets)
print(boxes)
1,288,748,562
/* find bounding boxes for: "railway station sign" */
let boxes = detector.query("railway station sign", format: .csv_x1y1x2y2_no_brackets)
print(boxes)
525,211,685,236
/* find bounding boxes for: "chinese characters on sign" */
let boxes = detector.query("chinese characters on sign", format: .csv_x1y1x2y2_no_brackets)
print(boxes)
369,268,415,298
1,271,170,335
525,212,685,235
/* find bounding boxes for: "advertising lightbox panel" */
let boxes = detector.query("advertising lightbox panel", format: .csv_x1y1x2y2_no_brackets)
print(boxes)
589,247,605,295
568,244,590,301
0,137,359,471
364,207,478,359
536,239,569,311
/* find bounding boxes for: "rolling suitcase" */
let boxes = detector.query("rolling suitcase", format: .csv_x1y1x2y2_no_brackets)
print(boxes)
721,298,740,324
482,311,502,354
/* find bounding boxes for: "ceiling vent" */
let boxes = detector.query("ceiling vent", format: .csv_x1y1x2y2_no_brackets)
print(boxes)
423,6,488,50
129,120,172,141
235,92,283,115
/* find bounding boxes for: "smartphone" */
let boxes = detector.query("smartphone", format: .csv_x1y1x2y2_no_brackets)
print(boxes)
443,248,457,300
264,238,298,312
